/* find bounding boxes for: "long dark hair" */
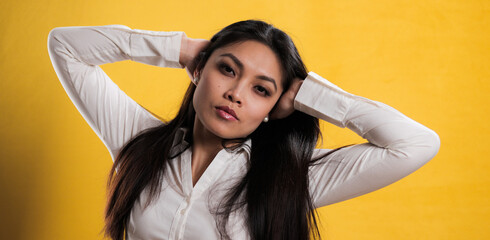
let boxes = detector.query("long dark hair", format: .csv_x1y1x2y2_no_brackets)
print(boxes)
104,20,328,240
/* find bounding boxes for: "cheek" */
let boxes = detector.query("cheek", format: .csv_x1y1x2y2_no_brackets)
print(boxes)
246,99,276,121
193,77,221,111
200,71,222,91
192,84,208,116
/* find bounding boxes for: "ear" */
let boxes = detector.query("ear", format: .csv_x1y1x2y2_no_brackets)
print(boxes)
192,69,200,86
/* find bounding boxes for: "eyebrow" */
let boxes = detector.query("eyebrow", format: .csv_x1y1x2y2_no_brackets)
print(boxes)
220,53,278,91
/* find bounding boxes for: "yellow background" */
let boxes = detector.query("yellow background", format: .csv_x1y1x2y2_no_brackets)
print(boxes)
1,0,488,239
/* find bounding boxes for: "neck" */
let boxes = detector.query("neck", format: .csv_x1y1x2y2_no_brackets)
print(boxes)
190,116,223,185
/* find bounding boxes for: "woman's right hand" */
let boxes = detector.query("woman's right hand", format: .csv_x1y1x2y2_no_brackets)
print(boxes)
179,35,210,82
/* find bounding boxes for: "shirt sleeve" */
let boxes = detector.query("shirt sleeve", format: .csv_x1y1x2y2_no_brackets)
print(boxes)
47,25,186,161
295,72,441,207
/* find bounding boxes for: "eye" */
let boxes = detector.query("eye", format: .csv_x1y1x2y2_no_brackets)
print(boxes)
219,63,235,76
254,85,270,96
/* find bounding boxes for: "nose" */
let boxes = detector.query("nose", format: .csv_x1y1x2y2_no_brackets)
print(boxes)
224,83,243,105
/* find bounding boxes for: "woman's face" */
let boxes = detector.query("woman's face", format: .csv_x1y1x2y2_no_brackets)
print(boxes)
193,40,284,139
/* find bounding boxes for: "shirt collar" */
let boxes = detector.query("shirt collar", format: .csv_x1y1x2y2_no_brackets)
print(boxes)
171,127,252,157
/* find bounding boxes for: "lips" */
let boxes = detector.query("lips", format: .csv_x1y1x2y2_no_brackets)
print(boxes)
216,106,239,120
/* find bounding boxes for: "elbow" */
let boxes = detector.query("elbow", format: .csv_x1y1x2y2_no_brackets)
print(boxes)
47,27,78,68
47,27,68,55
406,128,441,167
47,27,77,58
381,128,441,181
425,129,441,162
47,28,62,57
389,127,441,170
47,27,60,42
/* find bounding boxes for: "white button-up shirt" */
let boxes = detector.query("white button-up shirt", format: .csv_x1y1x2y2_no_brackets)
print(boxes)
48,25,440,240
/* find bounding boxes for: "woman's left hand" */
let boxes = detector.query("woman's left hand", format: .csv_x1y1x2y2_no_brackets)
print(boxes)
270,78,304,120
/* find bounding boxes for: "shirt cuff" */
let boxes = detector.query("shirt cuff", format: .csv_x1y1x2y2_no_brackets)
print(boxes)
129,28,186,68
294,71,355,128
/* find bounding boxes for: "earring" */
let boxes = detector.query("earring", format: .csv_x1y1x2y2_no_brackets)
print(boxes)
263,116,269,123
193,77,199,85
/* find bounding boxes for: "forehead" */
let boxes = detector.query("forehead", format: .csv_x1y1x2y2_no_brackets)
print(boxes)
211,41,283,86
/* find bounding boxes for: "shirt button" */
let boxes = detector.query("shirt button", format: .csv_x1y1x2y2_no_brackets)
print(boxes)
180,209,185,215
185,197,190,203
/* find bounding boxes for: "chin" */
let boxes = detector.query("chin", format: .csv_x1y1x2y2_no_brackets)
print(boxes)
209,124,248,140
194,114,235,139
207,119,256,140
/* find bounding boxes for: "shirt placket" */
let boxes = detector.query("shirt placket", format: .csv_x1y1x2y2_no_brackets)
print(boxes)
168,150,194,240
173,194,193,240
172,149,234,240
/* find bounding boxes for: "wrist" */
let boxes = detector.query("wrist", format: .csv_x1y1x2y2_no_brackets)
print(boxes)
179,35,189,67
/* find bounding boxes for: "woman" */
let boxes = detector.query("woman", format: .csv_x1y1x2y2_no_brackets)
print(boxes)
47,20,440,240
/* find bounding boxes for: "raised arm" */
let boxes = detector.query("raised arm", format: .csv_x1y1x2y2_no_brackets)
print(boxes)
47,25,185,161
293,72,440,207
